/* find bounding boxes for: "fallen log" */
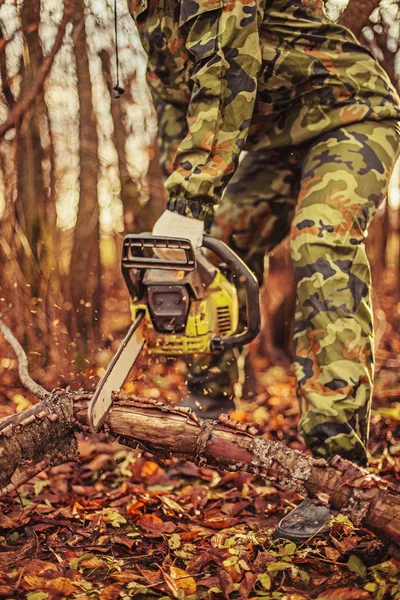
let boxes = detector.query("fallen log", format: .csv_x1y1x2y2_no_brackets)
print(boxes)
0,391,399,546
0,318,399,547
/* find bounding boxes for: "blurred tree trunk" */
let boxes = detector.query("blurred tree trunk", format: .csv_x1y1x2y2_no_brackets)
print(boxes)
12,0,58,359
338,0,379,38
17,0,45,284
69,0,101,361
99,50,141,233
0,28,15,111
0,0,74,139
339,0,397,90
100,50,164,234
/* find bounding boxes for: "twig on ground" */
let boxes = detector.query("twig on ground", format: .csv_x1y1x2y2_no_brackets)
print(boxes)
0,311,50,400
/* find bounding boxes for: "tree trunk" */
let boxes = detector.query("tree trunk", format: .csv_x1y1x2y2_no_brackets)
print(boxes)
338,0,379,40
100,51,165,234
338,0,397,87
12,0,58,358
0,0,74,139
17,0,44,273
0,391,399,546
100,51,142,233
69,0,101,360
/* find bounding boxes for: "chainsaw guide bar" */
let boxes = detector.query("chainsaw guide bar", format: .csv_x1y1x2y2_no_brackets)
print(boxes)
88,311,145,432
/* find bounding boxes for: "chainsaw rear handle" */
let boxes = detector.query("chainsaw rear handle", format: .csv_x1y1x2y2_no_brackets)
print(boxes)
202,234,260,351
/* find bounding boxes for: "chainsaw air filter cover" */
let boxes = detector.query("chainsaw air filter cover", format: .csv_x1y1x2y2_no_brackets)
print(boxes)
132,268,239,355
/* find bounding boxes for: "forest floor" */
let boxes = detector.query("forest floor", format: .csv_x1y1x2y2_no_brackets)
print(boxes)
0,274,399,600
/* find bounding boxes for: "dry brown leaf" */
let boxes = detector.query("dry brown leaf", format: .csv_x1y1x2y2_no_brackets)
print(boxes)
99,583,123,600
0,514,14,529
162,568,179,597
45,577,78,597
78,556,105,569
0,541,34,567
139,569,163,585
139,460,164,480
332,536,362,554
316,588,371,600
22,560,59,578
325,547,341,561
0,586,17,597
23,574,77,597
218,569,234,596
202,516,239,530
137,513,176,534
111,571,141,583
85,454,114,472
170,566,196,596
239,572,258,599
161,496,185,516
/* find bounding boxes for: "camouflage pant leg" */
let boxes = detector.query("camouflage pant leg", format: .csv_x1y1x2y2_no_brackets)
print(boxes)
187,151,301,398
291,119,400,466
212,150,302,282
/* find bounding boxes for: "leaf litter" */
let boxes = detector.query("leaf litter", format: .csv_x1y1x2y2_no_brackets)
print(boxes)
0,279,400,599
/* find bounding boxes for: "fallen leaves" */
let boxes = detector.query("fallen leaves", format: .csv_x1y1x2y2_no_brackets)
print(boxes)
1,285,400,599
168,566,197,596
21,560,80,597
137,513,176,534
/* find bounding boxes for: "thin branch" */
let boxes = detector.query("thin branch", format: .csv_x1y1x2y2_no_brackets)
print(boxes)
0,27,16,110
0,0,75,138
0,312,50,399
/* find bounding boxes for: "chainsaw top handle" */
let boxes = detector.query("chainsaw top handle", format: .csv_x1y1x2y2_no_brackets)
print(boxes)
122,233,196,271
121,233,260,350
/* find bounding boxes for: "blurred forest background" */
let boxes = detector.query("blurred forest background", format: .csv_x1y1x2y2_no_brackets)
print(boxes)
1,3,400,597
0,0,399,390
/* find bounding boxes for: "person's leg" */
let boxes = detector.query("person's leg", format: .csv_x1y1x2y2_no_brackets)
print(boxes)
187,150,301,404
290,119,400,466
212,150,301,283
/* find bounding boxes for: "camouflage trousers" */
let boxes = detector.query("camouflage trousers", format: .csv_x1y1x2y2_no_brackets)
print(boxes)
190,119,400,465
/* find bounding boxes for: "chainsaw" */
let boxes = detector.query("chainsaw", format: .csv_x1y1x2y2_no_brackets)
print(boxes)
88,234,261,432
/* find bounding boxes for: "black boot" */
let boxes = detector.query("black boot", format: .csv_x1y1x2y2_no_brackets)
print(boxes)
180,391,234,419
274,499,331,543
183,348,238,418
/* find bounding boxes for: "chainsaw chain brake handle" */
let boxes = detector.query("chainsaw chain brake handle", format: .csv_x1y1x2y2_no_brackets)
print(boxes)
121,233,261,350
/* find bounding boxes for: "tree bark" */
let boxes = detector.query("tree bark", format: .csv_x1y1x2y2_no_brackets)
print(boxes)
0,391,399,546
2,0,61,361
100,51,142,233
69,0,101,359
338,0,379,40
0,0,74,138
338,0,397,87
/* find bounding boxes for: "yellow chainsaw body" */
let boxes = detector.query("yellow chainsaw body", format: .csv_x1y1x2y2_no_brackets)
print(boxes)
131,270,238,355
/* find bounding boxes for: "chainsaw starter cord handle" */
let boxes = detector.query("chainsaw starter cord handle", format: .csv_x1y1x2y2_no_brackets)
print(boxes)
202,234,261,351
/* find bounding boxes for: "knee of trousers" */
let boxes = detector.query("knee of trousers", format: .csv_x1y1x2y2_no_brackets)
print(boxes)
289,233,372,312
289,202,372,261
